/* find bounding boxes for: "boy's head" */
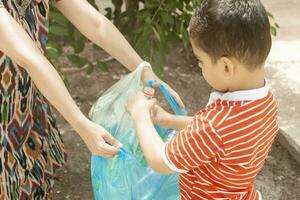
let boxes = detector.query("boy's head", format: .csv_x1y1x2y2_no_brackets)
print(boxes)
189,0,271,92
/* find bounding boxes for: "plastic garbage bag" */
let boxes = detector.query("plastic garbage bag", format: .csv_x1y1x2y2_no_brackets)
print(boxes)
89,65,186,200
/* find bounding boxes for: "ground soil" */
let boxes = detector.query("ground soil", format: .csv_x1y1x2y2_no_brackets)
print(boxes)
51,43,300,200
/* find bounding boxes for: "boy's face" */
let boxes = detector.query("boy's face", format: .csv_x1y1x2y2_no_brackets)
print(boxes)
191,39,229,92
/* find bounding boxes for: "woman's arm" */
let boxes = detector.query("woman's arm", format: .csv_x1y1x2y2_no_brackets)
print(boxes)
0,7,121,157
55,0,185,107
55,0,142,71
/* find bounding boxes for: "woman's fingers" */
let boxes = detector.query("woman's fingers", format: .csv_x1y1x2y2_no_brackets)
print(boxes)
94,140,119,157
97,152,115,158
101,134,123,156
100,144,119,157
102,132,123,148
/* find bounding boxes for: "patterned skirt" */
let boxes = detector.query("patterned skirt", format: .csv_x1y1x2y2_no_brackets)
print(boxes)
0,60,67,200
1,0,67,198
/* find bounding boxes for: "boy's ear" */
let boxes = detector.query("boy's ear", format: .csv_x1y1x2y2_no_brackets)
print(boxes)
220,57,235,78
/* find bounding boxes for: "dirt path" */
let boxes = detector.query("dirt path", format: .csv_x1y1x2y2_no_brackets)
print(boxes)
51,44,300,200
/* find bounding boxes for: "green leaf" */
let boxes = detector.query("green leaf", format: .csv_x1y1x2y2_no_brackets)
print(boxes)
161,12,174,26
94,62,108,72
78,58,88,68
85,64,94,75
182,29,190,45
49,24,71,37
267,12,274,19
70,30,85,53
271,26,277,36
67,54,88,68
47,41,62,53
50,11,69,26
49,3,59,13
72,29,84,41
45,47,60,60
93,44,103,51
63,76,69,88
139,9,151,20
166,2,177,12
67,54,80,64
145,1,158,9
45,41,62,60
152,26,161,41
105,7,112,19
70,40,85,53
153,61,163,77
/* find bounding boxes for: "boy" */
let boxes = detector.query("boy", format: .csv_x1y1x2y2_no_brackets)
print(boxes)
126,0,278,199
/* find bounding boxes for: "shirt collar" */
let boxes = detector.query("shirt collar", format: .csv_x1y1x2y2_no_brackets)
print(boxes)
208,79,270,104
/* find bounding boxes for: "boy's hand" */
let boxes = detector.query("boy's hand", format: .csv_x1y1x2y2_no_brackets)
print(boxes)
126,91,157,118
142,67,185,108
150,104,173,127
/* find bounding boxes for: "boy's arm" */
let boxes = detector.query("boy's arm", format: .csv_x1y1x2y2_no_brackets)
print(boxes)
131,109,175,174
127,91,223,174
162,115,193,130
151,104,193,130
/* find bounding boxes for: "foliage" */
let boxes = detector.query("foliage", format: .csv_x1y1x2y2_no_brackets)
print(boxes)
104,0,199,75
268,12,280,36
47,0,279,84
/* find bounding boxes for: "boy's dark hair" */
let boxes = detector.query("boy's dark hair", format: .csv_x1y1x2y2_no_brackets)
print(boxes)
189,0,271,70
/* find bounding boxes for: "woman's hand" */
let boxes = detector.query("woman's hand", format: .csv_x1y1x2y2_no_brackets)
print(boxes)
75,117,122,158
141,67,185,109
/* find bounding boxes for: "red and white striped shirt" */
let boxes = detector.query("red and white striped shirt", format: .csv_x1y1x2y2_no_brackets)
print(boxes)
162,81,279,200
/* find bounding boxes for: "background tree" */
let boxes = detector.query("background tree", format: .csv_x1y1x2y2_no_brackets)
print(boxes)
47,0,279,85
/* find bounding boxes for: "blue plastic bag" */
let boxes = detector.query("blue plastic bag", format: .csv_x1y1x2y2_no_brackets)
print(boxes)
89,65,186,200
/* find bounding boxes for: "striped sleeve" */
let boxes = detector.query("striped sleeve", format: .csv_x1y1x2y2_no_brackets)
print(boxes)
162,114,223,172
